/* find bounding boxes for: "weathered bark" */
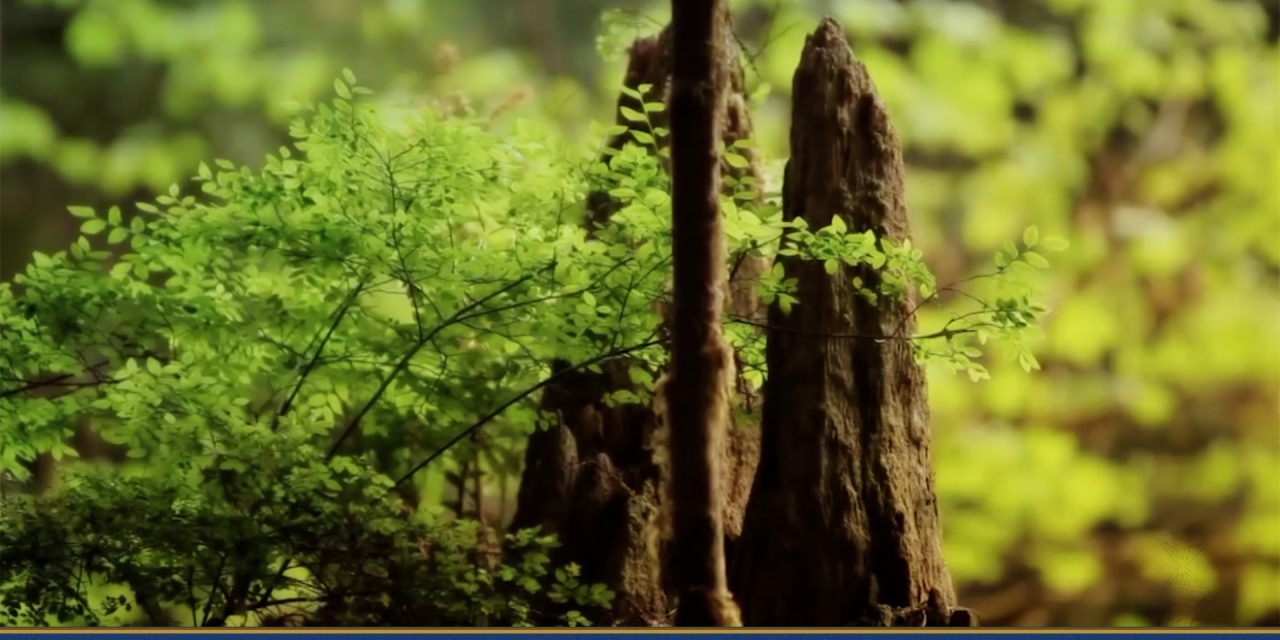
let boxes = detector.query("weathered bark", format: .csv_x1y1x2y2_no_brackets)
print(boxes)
511,10,762,626
509,367,757,626
730,19,960,626
665,0,740,627
511,359,669,624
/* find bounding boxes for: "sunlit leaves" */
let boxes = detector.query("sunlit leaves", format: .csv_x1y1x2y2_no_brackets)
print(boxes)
80,219,106,235
1023,225,1040,247
619,106,646,123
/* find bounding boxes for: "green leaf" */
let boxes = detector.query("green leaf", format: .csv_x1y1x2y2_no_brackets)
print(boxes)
334,79,352,100
724,152,749,169
778,293,796,315
80,219,106,235
1018,351,1041,372
68,205,95,219
1042,235,1071,252
1023,251,1050,268
830,215,847,234
619,107,646,123
107,227,129,245
1023,225,1040,247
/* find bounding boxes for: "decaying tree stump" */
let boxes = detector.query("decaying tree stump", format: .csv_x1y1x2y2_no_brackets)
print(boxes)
511,359,669,624
511,13,762,626
730,19,966,626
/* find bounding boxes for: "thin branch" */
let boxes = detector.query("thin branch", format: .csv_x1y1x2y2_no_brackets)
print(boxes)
726,314,983,343
892,266,1007,338
251,558,295,612
272,281,367,431
325,267,547,459
393,336,664,488
0,360,114,399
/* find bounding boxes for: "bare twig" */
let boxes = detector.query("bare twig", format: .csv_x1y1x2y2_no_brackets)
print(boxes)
392,335,664,488
272,280,368,431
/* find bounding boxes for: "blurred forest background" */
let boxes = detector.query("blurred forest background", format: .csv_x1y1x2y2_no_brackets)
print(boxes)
1,0,1278,627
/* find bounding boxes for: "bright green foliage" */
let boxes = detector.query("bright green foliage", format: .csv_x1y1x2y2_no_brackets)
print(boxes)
1,76,655,626
2,75,668,481
0,73,1048,625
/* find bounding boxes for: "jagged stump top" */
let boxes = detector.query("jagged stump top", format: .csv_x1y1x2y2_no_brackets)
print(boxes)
786,18,910,240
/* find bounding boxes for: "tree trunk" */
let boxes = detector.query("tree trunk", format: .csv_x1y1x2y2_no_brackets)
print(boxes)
730,19,962,626
511,9,761,626
665,0,740,627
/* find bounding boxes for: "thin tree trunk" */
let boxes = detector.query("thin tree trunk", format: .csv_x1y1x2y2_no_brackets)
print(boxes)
730,19,964,626
511,13,762,626
666,0,740,627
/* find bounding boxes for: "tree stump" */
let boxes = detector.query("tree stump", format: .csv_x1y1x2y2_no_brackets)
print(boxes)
730,18,961,626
